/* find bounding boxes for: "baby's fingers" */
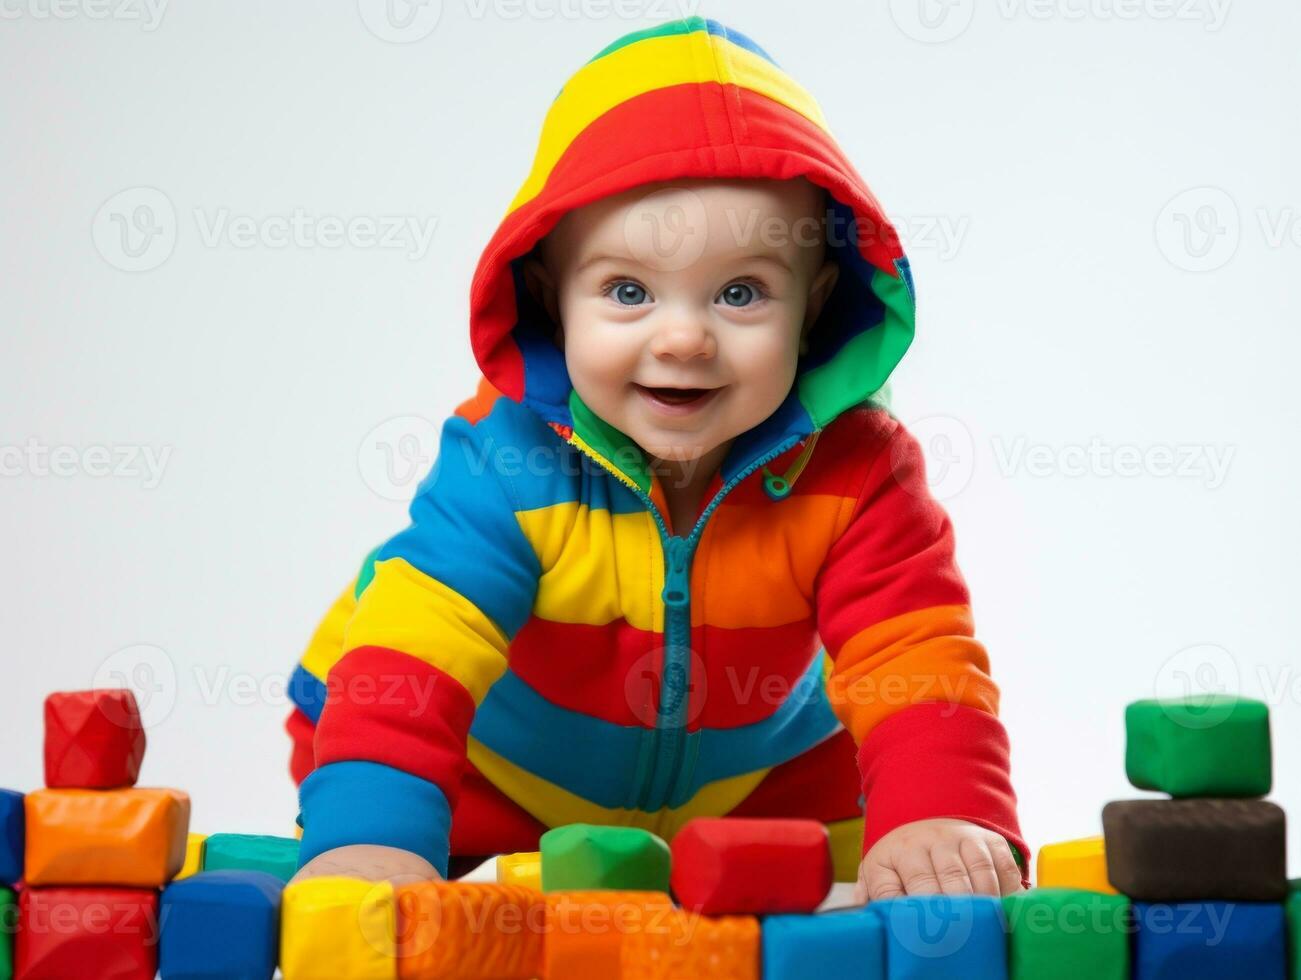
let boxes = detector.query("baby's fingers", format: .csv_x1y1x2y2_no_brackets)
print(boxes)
957,837,1001,897
858,856,905,904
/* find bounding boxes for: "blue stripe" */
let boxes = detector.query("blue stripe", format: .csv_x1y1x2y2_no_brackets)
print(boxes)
288,663,326,724
296,760,452,878
469,651,839,809
704,18,778,66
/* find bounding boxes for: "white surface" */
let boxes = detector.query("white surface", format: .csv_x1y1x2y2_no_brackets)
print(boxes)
2,2,1298,876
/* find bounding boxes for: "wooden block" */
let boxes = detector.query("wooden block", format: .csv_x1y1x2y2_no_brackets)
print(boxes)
43,690,146,789
621,907,759,980
542,890,675,979
24,787,189,887
15,885,159,979
1133,901,1286,979
160,869,283,979
871,895,1007,978
1003,888,1131,980
0,790,22,887
175,832,207,881
280,875,397,979
1103,799,1287,901
669,817,831,915
762,909,885,979
496,851,541,891
1126,695,1271,797
394,880,543,979
1036,836,1115,894
203,833,300,883
540,824,670,893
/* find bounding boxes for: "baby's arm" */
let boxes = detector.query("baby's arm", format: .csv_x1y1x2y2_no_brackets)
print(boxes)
814,412,1028,902
290,408,541,884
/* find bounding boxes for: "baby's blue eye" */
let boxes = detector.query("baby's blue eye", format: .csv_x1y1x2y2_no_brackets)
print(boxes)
720,282,759,307
611,282,648,306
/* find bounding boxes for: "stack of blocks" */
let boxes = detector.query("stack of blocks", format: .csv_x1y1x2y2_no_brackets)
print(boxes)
10,688,189,977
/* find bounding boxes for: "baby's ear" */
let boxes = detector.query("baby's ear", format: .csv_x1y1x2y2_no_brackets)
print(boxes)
800,258,841,353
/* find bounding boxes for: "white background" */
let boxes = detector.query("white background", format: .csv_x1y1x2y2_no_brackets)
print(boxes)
3,0,1298,878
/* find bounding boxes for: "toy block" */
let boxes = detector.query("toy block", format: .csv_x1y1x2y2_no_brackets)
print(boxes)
1132,900,1286,979
1036,835,1116,894
0,887,13,980
1126,695,1271,797
175,832,207,881
159,869,282,979
870,895,1007,979
621,907,759,980
761,908,885,979
0,791,23,886
43,689,146,789
496,851,541,891
1003,888,1131,980
202,833,300,883
280,875,397,979
669,817,832,915
541,890,675,978
15,885,159,979
24,787,189,887
394,880,544,979
540,824,670,893
1102,799,1287,900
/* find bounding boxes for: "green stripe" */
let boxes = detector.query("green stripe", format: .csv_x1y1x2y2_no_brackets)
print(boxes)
568,389,652,494
584,15,709,65
797,266,915,427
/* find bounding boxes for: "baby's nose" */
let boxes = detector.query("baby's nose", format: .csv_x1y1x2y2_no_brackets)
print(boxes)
651,317,716,360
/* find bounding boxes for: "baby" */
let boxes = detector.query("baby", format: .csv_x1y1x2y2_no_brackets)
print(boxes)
284,16,1028,905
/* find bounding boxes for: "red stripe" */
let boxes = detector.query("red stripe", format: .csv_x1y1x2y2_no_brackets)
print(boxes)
470,81,906,402
728,727,862,821
285,706,315,787
509,616,822,730
313,646,477,806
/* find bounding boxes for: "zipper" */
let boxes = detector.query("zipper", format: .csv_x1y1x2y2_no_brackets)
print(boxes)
627,434,806,813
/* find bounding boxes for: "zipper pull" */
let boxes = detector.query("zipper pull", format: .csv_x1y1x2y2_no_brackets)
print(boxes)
661,536,690,608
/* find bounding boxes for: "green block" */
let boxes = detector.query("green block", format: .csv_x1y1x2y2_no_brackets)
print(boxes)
1288,879,1301,980
540,824,670,893
0,886,14,980
1003,888,1131,980
1125,694,1271,797
202,833,301,883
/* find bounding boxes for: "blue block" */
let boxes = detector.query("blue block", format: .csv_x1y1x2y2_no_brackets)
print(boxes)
160,870,282,980
870,895,1008,979
1134,901,1286,980
763,908,886,978
0,790,23,885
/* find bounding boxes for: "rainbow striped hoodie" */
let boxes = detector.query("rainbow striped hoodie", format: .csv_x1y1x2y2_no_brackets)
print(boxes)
287,17,1027,880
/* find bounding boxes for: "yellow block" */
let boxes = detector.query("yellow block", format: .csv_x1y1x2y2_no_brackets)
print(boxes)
281,876,398,979
175,833,208,880
1036,835,1116,894
496,851,542,891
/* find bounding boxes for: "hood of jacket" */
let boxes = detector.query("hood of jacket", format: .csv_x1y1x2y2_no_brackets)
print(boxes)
467,16,915,497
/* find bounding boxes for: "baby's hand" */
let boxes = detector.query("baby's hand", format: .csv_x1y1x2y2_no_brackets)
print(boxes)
288,844,442,886
854,818,1023,904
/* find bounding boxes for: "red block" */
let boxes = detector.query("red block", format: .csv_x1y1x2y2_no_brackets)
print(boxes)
16,886,159,979
44,690,146,789
670,817,833,915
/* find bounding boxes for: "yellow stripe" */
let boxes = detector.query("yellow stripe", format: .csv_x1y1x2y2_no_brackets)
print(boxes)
466,738,769,840
507,31,829,215
343,558,509,703
515,502,663,631
300,580,359,682
826,817,866,883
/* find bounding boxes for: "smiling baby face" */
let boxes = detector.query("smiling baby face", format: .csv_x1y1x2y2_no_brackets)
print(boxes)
523,177,840,473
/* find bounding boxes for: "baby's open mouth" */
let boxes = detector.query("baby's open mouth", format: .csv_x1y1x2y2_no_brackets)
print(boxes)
633,383,722,412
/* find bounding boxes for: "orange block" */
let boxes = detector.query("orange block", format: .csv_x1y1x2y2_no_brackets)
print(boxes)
24,787,190,887
622,908,760,980
395,880,544,979
543,891,676,980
